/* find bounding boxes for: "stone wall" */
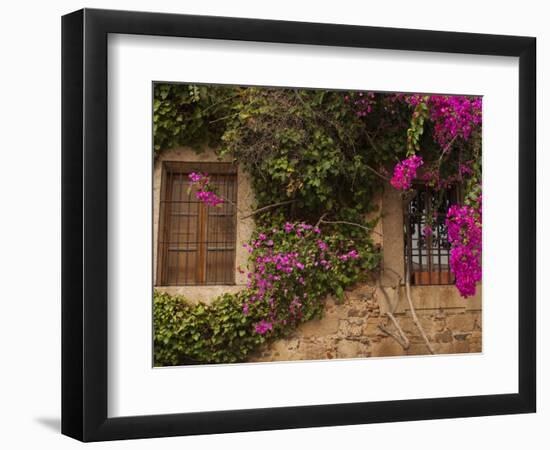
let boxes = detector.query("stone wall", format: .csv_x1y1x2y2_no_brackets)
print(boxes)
249,282,482,362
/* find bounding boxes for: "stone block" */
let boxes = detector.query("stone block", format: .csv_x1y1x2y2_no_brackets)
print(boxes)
299,339,330,360
393,285,481,314
336,339,368,359
338,320,364,338
348,306,369,318
370,338,407,357
298,316,340,338
453,332,471,341
435,329,453,343
451,340,470,354
446,313,477,332
406,343,433,356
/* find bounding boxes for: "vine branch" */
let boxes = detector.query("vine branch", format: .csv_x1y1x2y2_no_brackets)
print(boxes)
377,277,410,350
239,200,296,220
318,219,383,237
437,134,459,167
404,263,435,355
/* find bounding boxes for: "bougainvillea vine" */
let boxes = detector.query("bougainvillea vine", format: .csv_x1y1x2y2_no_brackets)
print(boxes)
390,155,424,190
188,172,224,207
241,222,374,335
446,194,482,297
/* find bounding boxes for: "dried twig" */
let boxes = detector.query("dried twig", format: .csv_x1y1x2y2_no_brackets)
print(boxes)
215,194,240,211
437,134,459,167
382,266,403,286
378,324,409,350
377,277,410,350
239,199,296,220
404,264,435,355
364,130,381,154
318,219,383,237
385,313,410,348
363,160,391,182
315,213,327,228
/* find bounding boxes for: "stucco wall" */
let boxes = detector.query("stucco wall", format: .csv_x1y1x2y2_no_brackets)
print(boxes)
153,146,255,303
381,184,405,283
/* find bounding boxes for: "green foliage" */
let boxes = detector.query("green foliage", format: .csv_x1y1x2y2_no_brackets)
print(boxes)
219,88,387,225
153,83,237,154
247,222,380,325
153,85,413,225
406,99,429,155
153,291,267,366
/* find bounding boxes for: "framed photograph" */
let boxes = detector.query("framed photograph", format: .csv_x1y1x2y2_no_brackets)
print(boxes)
61,8,536,442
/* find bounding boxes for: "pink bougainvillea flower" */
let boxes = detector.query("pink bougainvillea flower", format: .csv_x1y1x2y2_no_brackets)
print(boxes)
427,95,482,148
188,172,224,207
446,203,482,298
254,320,273,335
390,155,424,190
283,222,295,233
422,225,433,237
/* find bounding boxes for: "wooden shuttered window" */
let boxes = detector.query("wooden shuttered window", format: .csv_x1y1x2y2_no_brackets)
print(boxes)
404,185,462,286
156,162,237,286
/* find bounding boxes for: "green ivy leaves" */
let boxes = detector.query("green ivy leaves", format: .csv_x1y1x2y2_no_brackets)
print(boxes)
153,292,267,366
153,83,236,154
406,99,429,155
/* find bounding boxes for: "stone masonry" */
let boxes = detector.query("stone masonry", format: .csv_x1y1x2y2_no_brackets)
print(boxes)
249,282,482,362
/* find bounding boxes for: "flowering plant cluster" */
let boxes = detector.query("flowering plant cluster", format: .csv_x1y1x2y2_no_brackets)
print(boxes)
420,161,475,191
405,95,482,148
188,172,224,207
390,155,424,190
446,194,482,297
426,95,482,148
242,222,376,335
345,91,376,117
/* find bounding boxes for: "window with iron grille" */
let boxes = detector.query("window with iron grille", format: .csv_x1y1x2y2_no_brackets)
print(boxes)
404,185,462,285
156,162,237,286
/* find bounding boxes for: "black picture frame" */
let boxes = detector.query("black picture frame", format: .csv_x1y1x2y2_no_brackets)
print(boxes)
61,8,536,442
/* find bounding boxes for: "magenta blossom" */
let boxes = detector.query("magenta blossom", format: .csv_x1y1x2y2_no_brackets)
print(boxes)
422,225,433,237
188,172,224,207
446,202,482,297
338,249,360,261
428,95,482,148
239,220,368,335
390,155,424,190
405,95,482,148
254,320,273,335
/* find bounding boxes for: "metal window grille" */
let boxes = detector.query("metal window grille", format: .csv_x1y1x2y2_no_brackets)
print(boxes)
404,185,461,285
156,162,237,286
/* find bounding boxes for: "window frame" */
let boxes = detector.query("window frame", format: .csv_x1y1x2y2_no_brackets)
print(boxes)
403,183,463,286
155,161,238,286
